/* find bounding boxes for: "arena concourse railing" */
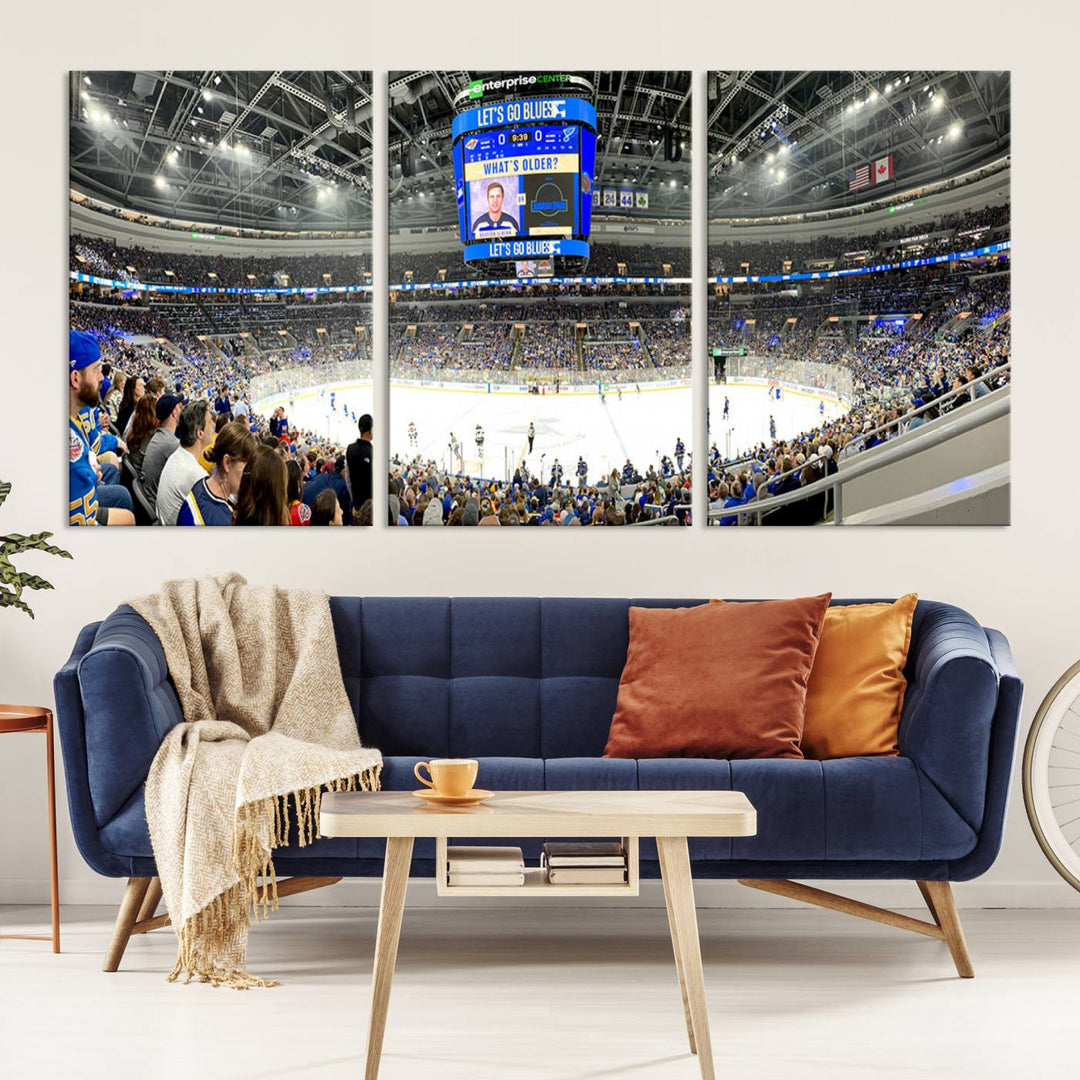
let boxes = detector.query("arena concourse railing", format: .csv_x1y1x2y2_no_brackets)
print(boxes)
708,366,1011,526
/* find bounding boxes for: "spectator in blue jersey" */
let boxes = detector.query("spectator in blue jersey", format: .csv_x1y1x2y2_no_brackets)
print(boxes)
472,181,519,235
675,438,685,471
213,386,232,416
68,331,134,526
177,421,258,526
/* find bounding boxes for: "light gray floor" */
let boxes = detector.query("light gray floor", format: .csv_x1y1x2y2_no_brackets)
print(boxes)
1,903,1076,1079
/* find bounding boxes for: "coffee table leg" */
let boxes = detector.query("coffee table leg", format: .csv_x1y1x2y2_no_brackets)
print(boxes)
657,841,697,1055
366,836,414,1080
657,837,713,1080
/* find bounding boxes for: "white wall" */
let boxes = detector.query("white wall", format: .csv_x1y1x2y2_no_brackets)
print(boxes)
2,3,1077,912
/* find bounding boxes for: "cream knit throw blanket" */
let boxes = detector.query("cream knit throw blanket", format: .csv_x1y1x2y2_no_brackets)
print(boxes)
129,574,382,989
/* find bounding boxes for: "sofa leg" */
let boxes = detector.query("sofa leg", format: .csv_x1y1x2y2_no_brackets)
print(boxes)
103,877,151,972
917,881,974,978
136,877,163,924
737,878,974,978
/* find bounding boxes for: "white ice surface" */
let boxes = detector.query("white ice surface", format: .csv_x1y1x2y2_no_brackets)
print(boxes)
256,378,844,483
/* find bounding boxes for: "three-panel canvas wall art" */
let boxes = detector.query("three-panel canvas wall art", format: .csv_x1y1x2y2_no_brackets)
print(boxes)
68,70,1010,528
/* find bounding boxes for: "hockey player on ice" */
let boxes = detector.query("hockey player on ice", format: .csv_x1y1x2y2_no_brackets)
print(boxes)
408,421,418,448
475,423,485,460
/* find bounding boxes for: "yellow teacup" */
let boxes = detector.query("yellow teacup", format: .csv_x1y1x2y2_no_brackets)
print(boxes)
414,758,479,797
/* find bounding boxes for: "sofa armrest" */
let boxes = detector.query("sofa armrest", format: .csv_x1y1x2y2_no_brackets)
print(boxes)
899,602,1000,834
74,606,184,829
946,628,1025,880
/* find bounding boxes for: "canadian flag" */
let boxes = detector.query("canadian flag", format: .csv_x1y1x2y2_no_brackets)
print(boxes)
872,155,894,184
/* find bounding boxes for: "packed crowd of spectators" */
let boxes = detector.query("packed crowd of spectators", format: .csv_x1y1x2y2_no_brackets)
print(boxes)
389,299,691,380
386,454,691,527
709,203,1010,277
71,233,372,288
68,327,376,528
388,242,690,283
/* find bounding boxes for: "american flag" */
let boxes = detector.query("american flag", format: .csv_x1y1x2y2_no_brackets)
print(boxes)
849,163,870,191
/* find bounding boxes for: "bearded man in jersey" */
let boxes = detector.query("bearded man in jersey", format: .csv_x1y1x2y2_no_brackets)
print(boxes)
472,181,519,235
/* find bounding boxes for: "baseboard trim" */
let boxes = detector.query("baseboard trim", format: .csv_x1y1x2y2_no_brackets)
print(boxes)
3,877,1078,909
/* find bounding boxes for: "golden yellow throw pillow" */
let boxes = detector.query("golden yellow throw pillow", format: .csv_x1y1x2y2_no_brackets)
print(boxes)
710,595,918,758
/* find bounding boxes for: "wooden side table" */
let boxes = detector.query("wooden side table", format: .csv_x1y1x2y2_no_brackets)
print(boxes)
0,705,60,953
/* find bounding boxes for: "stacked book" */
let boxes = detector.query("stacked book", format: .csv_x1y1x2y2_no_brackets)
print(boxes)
446,845,525,887
541,841,628,885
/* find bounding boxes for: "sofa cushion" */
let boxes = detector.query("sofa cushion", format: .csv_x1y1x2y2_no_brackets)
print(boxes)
801,594,918,759
604,595,831,760
96,754,976,866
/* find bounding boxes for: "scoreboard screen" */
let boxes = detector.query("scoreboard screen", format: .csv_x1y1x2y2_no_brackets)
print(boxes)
452,96,597,266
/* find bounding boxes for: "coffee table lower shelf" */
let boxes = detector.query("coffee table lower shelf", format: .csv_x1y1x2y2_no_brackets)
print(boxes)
435,835,640,897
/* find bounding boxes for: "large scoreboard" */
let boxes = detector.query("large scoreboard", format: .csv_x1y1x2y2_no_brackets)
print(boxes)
451,96,597,269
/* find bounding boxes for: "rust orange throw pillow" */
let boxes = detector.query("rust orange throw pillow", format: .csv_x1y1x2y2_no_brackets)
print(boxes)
710,594,918,758
603,595,832,760
801,594,918,758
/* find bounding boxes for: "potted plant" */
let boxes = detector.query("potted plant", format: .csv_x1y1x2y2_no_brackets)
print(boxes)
0,481,72,617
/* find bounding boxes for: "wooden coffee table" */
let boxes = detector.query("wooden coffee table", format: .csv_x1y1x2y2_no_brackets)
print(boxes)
319,789,757,1080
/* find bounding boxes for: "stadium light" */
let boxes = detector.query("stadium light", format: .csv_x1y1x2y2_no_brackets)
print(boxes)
885,82,892,93
202,90,213,101
213,75,221,85
932,95,944,111
80,90,88,100
870,90,879,101
83,76,91,85
779,145,788,156
154,176,166,189
949,123,962,138
778,168,786,180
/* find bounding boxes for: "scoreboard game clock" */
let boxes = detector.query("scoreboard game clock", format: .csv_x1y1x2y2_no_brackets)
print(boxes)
452,88,598,272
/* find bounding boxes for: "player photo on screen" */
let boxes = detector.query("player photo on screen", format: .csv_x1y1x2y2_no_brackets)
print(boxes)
390,70,693,530
469,177,521,239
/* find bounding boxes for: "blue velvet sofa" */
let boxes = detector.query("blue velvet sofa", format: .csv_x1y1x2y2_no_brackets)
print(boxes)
54,596,1023,976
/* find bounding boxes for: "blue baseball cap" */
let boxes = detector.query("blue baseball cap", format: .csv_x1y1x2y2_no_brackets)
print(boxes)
69,331,101,372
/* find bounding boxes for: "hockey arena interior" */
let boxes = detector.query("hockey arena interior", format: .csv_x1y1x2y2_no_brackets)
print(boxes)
69,70,374,526
706,70,1010,526
387,70,692,526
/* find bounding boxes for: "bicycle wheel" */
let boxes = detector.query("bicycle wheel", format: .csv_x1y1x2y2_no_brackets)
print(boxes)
1023,659,1080,892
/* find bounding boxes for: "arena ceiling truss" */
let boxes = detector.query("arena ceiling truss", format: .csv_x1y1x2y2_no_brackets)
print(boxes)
388,70,693,229
70,70,373,231
707,70,1010,217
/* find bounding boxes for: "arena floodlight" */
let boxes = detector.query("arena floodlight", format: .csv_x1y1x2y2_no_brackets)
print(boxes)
885,83,892,93
154,176,165,189
932,96,944,111
83,76,91,85
203,90,213,101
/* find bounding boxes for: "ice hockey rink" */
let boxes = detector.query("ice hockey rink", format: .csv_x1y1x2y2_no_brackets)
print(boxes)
255,378,846,482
